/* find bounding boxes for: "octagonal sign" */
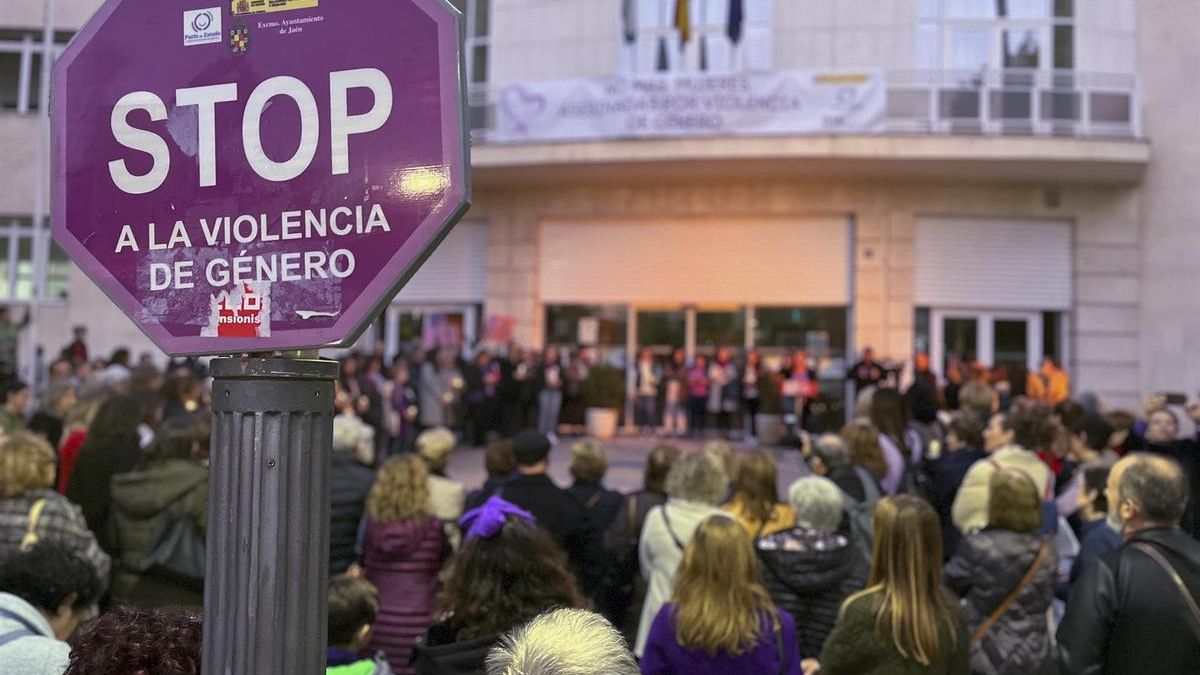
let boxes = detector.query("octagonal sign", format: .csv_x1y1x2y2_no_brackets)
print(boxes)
53,0,469,355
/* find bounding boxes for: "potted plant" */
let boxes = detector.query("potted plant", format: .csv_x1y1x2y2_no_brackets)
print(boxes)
582,364,625,440
755,371,785,446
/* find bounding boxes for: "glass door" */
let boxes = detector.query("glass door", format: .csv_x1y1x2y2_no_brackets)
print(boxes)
930,310,1043,376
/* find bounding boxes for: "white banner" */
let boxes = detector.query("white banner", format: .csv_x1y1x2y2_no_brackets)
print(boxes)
493,70,886,143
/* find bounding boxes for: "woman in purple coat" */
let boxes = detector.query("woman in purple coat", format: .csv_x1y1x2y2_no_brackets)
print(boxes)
363,454,449,674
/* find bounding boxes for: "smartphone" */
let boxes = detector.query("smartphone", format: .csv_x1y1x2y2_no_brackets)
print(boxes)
1161,392,1188,406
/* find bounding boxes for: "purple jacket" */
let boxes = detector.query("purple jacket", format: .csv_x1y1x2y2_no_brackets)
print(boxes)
363,517,448,675
639,603,803,675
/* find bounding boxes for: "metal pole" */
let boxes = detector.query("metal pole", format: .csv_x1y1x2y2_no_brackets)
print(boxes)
28,0,54,389
204,356,337,675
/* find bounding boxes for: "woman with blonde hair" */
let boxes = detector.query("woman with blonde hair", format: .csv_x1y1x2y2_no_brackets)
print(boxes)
723,449,796,537
819,495,969,674
0,432,110,591
362,454,449,674
640,515,804,674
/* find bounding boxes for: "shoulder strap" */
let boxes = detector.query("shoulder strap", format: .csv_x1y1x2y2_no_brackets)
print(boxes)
971,539,1051,646
585,492,603,510
854,466,882,503
625,495,639,540
19,498,47,552
1131,542,1200,628
660,505,685,551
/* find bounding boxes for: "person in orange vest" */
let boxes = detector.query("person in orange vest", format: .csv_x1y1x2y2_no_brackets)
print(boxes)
1037,356,1071,405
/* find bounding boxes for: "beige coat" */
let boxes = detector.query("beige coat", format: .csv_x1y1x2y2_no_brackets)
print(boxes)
952,445,1053,535
426,474,465,550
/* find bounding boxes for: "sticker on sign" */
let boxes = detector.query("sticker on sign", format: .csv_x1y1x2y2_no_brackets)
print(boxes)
184,8,222,46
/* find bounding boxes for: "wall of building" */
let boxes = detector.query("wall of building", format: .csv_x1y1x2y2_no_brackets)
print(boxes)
1137,0,1200,397
473,178,1143,410
0,0,102,32
490,0,621,82
776,0,917,70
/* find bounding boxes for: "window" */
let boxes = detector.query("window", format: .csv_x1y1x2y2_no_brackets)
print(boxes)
623,0,773,74
915,1,1074,75
449,0,490,84
545,304,628,366
0,216,66,301
0,32,70,114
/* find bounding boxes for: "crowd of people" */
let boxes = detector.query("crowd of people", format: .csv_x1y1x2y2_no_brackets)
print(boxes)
0,323,1198,674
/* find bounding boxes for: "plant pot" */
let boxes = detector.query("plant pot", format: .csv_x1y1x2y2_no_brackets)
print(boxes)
586,407,620,440
755,413,784,446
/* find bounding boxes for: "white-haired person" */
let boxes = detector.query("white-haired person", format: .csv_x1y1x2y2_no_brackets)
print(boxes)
635,450,729,657
416,427,466,550
485,608,637,675
756,476,869,658
330,415,377,575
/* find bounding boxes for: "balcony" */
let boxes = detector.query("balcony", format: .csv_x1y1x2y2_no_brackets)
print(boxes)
469,68,1138,142
466,68,1148,187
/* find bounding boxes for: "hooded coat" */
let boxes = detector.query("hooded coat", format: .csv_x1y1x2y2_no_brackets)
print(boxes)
109,458,208,608
363,516,448,675
755,528,869,656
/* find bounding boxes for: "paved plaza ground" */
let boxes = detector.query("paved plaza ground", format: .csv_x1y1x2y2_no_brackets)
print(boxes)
444,434,812,497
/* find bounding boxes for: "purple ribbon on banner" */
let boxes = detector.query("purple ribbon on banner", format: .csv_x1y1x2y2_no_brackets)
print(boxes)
460,495,536,540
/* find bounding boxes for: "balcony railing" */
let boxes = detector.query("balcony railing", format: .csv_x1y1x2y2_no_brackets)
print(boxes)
467,68,1139,144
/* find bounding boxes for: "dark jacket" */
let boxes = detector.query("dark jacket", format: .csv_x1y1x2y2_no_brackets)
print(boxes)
602,489,667,642
566,481,624,535
498,473,601,596
943,529,1056,675
927,447,988,559
1136,444,1200,539
109,458,208,608
27,412,64,450
414,624,497,675
329,454,375,575
820,591,970,675
1069,518,1122,584
1057,527,1200,675
755,527,868,657
463,476,509,512
65,434,142,539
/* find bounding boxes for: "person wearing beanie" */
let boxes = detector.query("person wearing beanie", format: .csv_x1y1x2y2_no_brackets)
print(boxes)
499,430,603,600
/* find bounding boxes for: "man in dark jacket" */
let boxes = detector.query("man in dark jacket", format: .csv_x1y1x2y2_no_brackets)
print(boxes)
1058,453,1200,674
500,431,601,597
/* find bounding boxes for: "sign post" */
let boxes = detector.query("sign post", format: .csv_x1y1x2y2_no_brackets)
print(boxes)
52,0,469,671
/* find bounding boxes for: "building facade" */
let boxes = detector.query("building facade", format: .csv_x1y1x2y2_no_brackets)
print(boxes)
2,0,1194,413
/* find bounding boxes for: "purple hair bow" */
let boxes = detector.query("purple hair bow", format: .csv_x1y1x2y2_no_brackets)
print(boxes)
459,495,536,540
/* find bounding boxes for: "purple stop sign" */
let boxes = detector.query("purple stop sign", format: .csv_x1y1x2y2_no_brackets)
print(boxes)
52,0,469,355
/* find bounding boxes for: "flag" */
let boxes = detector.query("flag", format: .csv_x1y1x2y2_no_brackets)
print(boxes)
622,0,636,43
727,0,745,44
675,0,690,46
